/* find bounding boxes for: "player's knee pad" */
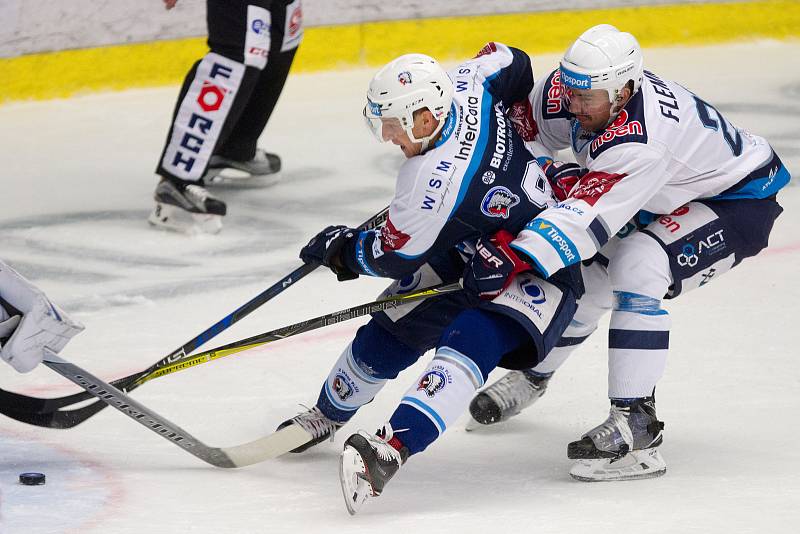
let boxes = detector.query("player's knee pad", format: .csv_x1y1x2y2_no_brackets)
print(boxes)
608,233,672,299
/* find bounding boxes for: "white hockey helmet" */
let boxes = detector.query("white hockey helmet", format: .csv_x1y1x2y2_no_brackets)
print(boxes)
363,53,454,149
559,24,644,104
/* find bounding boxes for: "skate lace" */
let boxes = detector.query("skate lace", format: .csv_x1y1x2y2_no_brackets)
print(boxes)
291,405,339,442
184,184,210,208
485,371,541,411
358,429,402,465
590,407,634,447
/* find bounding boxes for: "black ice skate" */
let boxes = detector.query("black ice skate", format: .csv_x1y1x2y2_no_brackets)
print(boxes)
204,148,281,187
339,424,409,515
148,177,227,234
277,405,342,453
568,397,666,482
467,369,551,428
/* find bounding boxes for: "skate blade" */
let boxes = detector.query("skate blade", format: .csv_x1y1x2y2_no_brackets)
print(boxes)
148,203,222,235
339,446,374,515
569,448,666,482
205,168,281,189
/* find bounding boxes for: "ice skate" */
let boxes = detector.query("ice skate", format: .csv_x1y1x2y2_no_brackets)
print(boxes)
567,397,666,481
204,148,282,187
148,177,226,234
276,405,342,453
339,424,408,515
467,369,551,429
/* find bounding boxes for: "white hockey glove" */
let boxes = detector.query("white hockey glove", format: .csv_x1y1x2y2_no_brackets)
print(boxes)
0,261,84,373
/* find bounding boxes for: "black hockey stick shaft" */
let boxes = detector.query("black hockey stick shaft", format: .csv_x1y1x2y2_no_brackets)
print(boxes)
0,207,389,418
1,282,461,429
132,282,463,386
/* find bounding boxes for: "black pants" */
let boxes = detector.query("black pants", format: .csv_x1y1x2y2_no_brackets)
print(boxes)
156,0,300,181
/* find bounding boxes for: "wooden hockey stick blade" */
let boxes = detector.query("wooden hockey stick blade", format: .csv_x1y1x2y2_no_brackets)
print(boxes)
42,351,312,467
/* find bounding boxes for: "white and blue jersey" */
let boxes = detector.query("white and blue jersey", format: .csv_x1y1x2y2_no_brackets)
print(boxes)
514,68,791,278
340,43,554,281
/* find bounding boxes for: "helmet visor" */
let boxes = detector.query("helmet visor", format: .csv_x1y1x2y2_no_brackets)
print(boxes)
363,106,407,143
561,86,611,117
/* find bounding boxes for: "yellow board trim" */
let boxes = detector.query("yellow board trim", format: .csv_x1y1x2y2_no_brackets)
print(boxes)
3,1,798,103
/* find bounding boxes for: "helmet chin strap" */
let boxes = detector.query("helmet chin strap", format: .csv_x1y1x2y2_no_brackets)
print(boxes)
411,115,447,153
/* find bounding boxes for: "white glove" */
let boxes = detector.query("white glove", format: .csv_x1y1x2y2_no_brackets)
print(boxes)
0,261,84,373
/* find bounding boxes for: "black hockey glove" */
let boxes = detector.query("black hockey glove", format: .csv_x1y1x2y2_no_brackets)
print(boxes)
538,158,586,201
463,230,533,302
300,225,359,281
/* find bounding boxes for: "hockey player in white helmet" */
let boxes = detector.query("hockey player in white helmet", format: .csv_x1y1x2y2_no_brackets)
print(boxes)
468,24,790,482
280,44,587,514
362,53,453,157
0,260,84,374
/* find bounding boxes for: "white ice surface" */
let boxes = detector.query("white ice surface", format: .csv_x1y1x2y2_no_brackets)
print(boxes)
0,42,799,533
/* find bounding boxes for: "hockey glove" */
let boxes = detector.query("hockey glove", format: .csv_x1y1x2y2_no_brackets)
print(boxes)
463,230,533,301
300,225,359,281
0,261,84,373
538,158,586,201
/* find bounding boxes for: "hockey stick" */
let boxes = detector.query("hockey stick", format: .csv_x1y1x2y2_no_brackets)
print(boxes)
0,282,462,428
0,207,389,422
42,351,312,468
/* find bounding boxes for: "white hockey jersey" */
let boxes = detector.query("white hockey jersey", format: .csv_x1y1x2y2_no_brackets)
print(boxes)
511,68,791,277
341,43,554,280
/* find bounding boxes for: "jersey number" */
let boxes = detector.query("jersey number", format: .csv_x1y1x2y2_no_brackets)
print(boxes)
692,96,743,156
521,160,550,208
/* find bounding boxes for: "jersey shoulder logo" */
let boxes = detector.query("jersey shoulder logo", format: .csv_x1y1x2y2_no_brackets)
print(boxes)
379,217,411,251
541,70,572,120
474,42,498,58
589,91,648,159
570,171,627,207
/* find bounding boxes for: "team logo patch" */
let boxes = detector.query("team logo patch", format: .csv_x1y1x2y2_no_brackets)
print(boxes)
570,171,626,207
519,279,546,304
417,368,449,398
333,372,356,402
482,170,496,184
379,218,411,250
481,186,520,219
398,71,412,85
251,19,268,34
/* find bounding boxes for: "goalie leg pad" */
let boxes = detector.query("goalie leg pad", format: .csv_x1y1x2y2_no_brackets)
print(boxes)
569,447,666,482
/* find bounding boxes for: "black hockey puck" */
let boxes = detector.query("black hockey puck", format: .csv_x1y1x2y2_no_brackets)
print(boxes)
19,472,46,486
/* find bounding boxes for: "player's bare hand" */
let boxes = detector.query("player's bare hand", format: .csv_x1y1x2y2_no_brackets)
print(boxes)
163,0,178,10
